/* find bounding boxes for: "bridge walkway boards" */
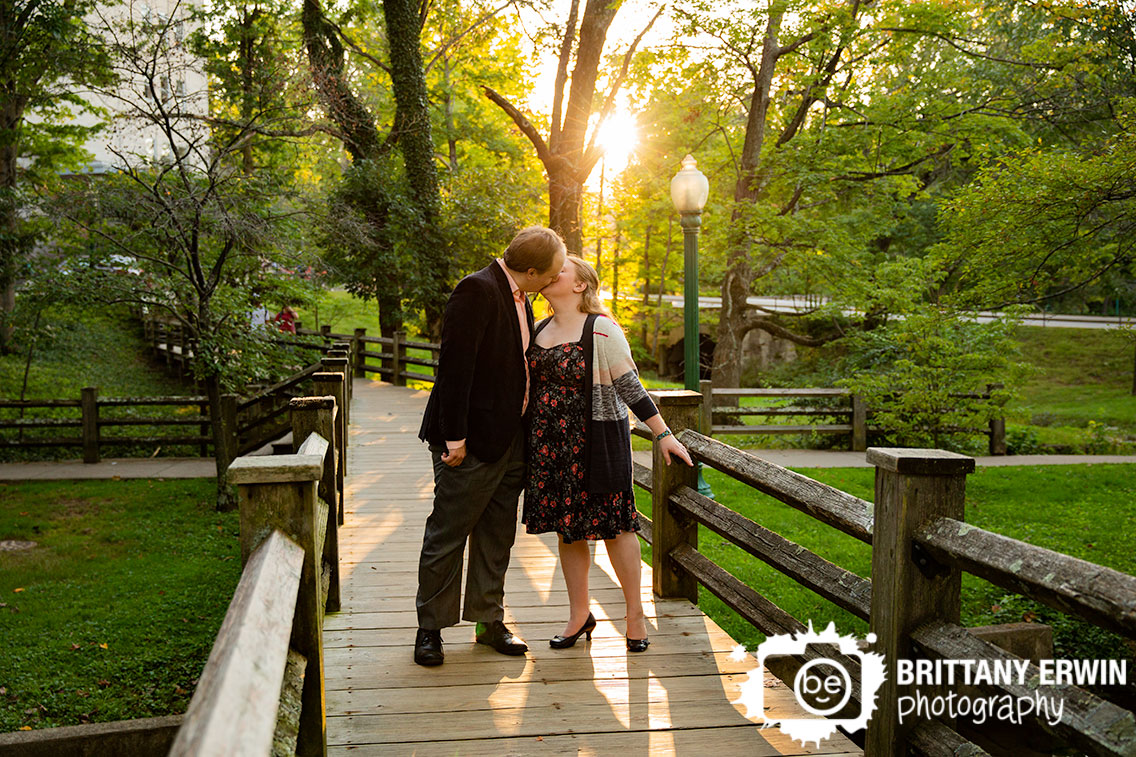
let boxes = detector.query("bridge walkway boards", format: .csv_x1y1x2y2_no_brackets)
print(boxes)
323,379,862,756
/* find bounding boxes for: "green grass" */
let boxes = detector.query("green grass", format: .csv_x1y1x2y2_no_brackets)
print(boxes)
0,304,186,402
635,463,1136,661
1008,326,1136,438
0,305,202,463
0,479,240,731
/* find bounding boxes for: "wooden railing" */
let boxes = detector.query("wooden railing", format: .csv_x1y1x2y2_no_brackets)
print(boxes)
0,393,215,462
635,390,1136,755
0,340,352,468
169,393,343,756
296,325,440,386
701,379,1007,455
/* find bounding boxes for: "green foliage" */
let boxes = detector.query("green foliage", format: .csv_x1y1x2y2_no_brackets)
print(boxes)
0,304,185,401
837,310,1025,448
934,102,1136,310
0,479,241,730
50,167,317,393
0,0,114,349
188,0,308,176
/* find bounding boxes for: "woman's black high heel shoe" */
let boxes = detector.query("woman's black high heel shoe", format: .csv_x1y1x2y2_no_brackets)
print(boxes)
626,636,650,653
550,612,596,649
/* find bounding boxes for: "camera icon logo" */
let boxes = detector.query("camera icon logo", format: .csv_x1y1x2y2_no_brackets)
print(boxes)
737,622,886,747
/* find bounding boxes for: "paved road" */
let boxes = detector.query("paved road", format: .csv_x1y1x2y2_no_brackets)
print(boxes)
652,295,1136,330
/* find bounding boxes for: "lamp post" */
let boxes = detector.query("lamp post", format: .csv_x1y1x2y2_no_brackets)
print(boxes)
670,154,713,498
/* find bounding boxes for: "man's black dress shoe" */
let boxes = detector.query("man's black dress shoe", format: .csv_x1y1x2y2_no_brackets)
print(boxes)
475,620,528,656
414,628,444,666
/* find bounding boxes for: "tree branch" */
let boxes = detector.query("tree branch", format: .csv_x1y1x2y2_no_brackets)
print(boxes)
549,0,580,149
482,84,567,171
424,1,514,76
580,5,664,178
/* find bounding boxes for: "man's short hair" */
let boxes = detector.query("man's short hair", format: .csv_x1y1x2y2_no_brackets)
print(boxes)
503,226,566,274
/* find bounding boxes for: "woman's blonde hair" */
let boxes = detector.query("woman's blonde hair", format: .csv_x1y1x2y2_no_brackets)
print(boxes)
566,255,612,317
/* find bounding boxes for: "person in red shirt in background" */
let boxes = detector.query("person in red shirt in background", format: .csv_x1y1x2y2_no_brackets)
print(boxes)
273,305,297,334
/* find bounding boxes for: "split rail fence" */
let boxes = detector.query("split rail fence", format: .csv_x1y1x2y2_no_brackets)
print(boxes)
700,380,1007,455
0,333,357,470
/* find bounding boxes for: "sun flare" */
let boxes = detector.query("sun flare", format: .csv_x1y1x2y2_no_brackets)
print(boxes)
595,109,639,175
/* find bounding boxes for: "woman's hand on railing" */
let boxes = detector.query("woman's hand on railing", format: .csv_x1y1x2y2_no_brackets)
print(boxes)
659,434,694,466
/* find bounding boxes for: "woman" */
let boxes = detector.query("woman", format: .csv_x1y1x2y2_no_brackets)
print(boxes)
523,255,693,652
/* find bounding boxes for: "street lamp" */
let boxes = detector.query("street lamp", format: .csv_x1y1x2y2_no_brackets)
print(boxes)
670,154,709,390
671,154,713,498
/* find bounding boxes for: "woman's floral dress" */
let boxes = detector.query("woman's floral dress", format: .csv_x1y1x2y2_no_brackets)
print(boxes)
522,340,640,543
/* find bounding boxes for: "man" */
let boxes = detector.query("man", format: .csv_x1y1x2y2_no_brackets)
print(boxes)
414,226,567,666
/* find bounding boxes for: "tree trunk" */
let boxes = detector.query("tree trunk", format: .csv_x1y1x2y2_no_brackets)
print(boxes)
550,170,584,255
485,0,625,258
0,94,26,353
383,0,447,332
712,8,784,389
204,371,239,511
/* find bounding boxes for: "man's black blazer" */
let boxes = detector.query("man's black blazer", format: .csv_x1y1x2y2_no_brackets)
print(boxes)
418,262,534,463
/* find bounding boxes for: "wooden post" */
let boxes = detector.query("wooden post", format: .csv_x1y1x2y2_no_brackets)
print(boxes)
320,324,331,340
865,447,975,756
852,395,868,452
699,379,713,438
198,401,210,458
648,390,701,603
391,331,406,387
331,343,353,411
321,356,350,431
229,451,327,757
81,387,99,464
353,329,367,378
987,383,1006,455
291,397,340,614
312,371,346,523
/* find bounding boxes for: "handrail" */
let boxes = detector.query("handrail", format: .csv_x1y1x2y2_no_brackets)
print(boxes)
167,531,304,756
173,413,344,756
683,431,874,544
668,483,872,619
238,362,323,412
916,516,1136,638
912,620,1136,755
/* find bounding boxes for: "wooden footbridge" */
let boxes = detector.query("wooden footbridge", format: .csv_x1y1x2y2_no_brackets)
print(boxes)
164,332,1136,757
322,380,856,754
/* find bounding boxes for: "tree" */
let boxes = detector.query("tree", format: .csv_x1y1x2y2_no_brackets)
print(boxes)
670,0,1106,387
301,0,447,336
838,308,1022,448
0,0,111,351
483,0,662,254
188,0,303,176
52,7,316,509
